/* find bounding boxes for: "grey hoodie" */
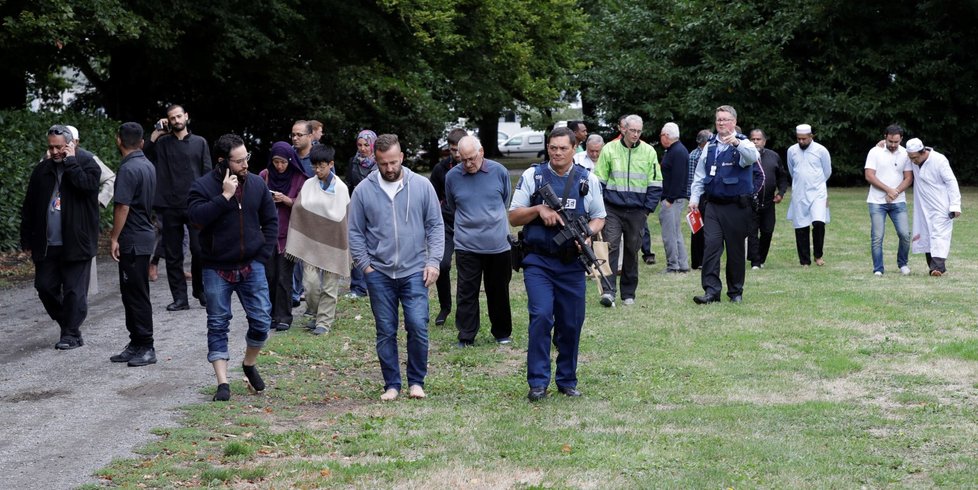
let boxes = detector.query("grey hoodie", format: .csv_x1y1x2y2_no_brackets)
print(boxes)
348,166,444,279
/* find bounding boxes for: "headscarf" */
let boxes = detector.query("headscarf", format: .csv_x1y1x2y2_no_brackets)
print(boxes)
266,141,308,193
353,129,378,169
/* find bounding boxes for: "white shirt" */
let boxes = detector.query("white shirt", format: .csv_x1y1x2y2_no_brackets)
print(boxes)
378,176,403,200
572,152,596,171
865,145,911,204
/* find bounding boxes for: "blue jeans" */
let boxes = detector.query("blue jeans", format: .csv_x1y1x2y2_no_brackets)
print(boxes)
869,202,911,273
202,261,272,363
366,271,429,391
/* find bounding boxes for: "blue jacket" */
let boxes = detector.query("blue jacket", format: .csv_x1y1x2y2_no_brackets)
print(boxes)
188,169,278,269
348,167,444,279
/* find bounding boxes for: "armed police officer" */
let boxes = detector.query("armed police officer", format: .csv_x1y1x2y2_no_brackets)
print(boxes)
509,127,606,402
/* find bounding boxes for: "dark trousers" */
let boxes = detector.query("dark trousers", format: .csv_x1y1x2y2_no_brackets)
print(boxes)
748,204,777,267
690,202,708,269
264,252,295,326
926,253,947,273
34,246,91,341
455,250,512,342
119,253,154,347
701,201,750,298
159,207,202,303
604,205,647,300
794,221,825,265
641,223,653,258
436,228,455,312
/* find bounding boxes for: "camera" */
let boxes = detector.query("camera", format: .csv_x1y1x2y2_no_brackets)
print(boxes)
154,121,169,132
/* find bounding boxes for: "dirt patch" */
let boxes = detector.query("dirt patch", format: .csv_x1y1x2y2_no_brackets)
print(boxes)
1,388,70,403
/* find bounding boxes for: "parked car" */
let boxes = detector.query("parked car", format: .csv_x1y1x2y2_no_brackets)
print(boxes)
498,131,545,157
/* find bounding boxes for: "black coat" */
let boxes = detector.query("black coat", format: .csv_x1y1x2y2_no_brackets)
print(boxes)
20,149,102,261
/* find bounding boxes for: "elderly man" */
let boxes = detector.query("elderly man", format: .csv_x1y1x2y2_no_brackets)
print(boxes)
747,129,788,269
865,125,914,277
786,124,831,267
21,125,101,349
572,134,603,171
906,138,960,276
348,134,443,401
658,122,690,273
593,114,662,307
444,136,513,347
510,127,605,401
689,106,759,304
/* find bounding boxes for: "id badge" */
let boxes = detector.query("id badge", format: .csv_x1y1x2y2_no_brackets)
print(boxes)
709,165,717,177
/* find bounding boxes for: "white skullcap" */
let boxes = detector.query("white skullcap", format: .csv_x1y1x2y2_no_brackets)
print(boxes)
905,138,925,153
795,124,812,135
66,125,79,140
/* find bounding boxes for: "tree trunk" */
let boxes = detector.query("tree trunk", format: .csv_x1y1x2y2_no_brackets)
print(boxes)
477,114,502,158
0,65,27,109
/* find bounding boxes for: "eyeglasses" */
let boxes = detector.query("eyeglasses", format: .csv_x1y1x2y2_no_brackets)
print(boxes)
229,152,252,165
48,127,70,136
291,132,309,138
625,128,642,135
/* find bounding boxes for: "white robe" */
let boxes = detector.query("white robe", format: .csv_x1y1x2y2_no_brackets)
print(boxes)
786,141,831,228
911,150,960,258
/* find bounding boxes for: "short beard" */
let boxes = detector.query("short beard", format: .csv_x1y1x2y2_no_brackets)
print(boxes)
381,169,402,182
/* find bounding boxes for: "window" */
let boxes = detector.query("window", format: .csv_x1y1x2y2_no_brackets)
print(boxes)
506,137,523,146
528,135,543,145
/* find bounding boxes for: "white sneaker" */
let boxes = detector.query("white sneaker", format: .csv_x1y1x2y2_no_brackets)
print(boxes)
900,266,911,276
874,271,883,277
751,266,760,270
600,293,615,307
623,298,635,306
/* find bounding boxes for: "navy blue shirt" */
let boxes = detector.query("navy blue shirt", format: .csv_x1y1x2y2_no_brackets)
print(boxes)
114,150,157,255
661,140,690,202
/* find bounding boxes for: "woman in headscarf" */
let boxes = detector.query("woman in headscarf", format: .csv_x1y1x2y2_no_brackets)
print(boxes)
259,141,309,331
345,129,376,299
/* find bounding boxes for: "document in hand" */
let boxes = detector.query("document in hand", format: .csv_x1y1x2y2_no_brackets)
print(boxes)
686,208,703,233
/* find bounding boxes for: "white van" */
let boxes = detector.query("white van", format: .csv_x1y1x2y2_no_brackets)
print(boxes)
498,131,545,157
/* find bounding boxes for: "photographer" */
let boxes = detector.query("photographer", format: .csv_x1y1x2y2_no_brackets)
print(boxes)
508,127,606,402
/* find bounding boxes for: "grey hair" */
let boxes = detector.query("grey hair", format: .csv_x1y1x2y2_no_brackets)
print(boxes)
48,124,75,144
661,122,680,140
715,105,737,120
623,114,643,128
695,129,713,145
458,134,482,152
585,134,604,146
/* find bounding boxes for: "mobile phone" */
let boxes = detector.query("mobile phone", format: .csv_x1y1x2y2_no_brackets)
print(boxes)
949,212,957,219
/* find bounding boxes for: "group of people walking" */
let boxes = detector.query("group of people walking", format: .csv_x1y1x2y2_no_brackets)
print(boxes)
20,102,962,403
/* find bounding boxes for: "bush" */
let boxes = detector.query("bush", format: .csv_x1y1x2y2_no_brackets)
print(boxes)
0,110,121,250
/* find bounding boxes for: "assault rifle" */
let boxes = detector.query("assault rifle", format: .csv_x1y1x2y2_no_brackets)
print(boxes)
536,183,614,293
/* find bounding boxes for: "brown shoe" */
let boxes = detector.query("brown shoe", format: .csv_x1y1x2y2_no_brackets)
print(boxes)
930,269,943,277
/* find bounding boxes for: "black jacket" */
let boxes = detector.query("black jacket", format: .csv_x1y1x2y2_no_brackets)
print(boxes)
20,150,101,261
187,168,278,269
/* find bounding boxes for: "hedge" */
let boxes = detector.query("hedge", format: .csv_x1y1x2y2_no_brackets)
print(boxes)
0,110,122,251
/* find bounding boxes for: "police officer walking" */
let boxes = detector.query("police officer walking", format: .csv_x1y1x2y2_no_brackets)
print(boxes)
509,127,607,401
689,105,759,304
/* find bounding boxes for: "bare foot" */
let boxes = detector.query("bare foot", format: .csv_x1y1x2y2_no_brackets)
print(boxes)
408,385,426,399
380,388,398,401
815,258,825,266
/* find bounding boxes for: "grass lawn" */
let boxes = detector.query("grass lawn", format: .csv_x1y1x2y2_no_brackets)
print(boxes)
89,187,978,488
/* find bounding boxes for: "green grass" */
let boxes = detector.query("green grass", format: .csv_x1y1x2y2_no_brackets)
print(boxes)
93,187,978,488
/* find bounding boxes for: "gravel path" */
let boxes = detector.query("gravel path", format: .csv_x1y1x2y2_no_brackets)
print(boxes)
0,258,251,489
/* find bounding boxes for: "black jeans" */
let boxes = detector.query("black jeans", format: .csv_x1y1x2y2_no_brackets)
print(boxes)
34,246,91,341
701,201,751,298
119,253,154,347
264,252,295,326
604,205,647,300
159,207,202,303
436,228,454,312
455,250,513,342
748,204,777,266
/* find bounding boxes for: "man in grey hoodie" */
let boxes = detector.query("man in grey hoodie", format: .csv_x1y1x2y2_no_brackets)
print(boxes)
348,134,444,401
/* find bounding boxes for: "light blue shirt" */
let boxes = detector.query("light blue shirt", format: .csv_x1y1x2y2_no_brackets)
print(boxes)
510,163,607,220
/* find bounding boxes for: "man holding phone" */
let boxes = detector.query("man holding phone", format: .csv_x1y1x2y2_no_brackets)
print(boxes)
20,125,101,349
144,104,212,311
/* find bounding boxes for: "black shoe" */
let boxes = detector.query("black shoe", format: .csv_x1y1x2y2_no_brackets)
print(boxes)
213,383,231,402
434,309,450,326
198,297,207,307
557,386,582,397
454,341,474,349
292,299,300,308
110,343,137,362
496,337,513,345
243,363,265,393
527,387,548,401
730,295,743,303
166,300,190,311
643,255,655,265
127,346,157,367
693,294,720,305
274,322,291,331
54,337,84,350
